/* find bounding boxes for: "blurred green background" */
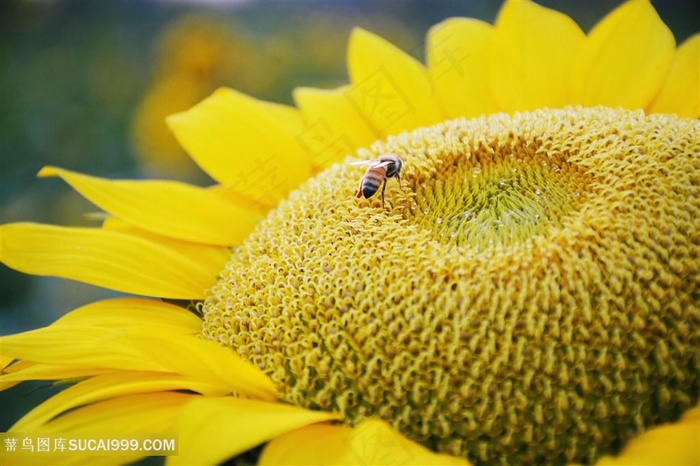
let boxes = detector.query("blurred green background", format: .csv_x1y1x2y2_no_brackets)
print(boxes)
0,0,697,432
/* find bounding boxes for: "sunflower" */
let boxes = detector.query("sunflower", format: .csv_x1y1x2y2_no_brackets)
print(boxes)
1,1,699,465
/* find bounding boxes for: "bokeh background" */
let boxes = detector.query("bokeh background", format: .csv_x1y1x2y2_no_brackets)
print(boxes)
1,0,697,434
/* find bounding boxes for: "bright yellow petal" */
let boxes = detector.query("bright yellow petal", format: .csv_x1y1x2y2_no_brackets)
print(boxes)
99,217,231,276
167,87,312,207
347,28,443,136
293,86,378,170
1,363,112,386
116,331,278,401
0,327,277,401
0,325,158,369
0,223,218,299
596,402,700,465
648,33,700,118
0,355,21,390
1,354,14,370
6,392,190,466
168,397,342,466
52,298,201,334
255,96,305,139
130,74,210,179
259,419,469,465
206,182,270,213
427,18,499,118
0,379,20,391
38,166,263,246
489,0,585,112
11,371,226,432
570,0,675,108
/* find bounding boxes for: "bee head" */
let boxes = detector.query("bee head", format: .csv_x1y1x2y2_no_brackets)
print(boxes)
380,154,402,178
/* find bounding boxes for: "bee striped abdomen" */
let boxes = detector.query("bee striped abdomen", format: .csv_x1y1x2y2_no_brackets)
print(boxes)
351,154,402,208
356,166,387,199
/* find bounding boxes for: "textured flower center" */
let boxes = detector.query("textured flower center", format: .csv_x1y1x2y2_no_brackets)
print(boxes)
409,151,592,249
202,107,699,464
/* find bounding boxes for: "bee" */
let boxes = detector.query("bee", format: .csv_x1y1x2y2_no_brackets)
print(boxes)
352,154,403,208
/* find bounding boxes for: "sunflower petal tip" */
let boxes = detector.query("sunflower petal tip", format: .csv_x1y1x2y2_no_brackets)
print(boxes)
215,87,253,101
36,166,60,178
291,86,311,100
349,27,379,45
165,108,196,133
164,112,182,129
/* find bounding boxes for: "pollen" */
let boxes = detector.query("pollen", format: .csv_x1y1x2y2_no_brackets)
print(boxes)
202,107,699,464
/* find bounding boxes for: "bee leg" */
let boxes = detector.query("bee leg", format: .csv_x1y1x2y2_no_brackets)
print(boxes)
381,179,387,208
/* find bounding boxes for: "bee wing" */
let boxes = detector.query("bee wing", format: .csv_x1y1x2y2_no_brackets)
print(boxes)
349,160,376,166
350,160,392,168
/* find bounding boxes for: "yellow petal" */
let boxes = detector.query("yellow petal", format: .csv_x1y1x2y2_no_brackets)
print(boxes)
427,18,499,118
0,223,219,299
12,371,226,432
0,327,277,400
167,87,312,207
259,419,469,465
0,325,157,369
1,354,14,370
648,34,700,118
347,28,443,136
116,332,278,401
1,363,112,386
570,0,675,108
489,0,585,112
52,298,201,334
42,391,188,431
293,86,378,170
99,218,231,276
130,74,209,178
0,379,20,391
0,355,22,391
6,392,190,466
596,402,700,465
0,383,19,393
206,182,270,213
38,166,263,246
168,397,341,466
